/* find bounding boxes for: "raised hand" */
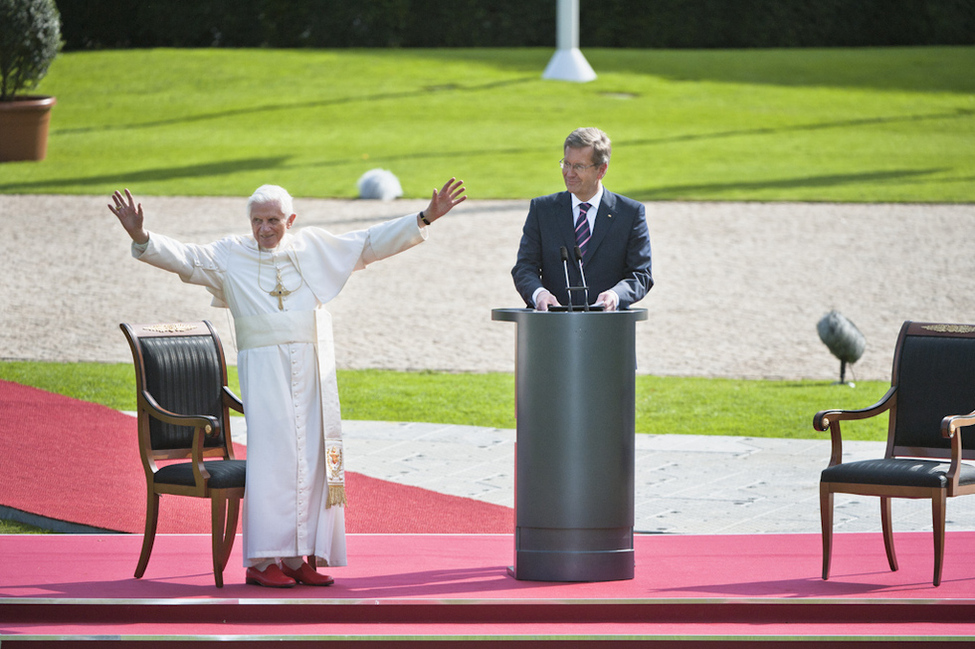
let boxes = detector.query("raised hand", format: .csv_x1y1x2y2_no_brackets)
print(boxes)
109,189,149,244
420,178,467,224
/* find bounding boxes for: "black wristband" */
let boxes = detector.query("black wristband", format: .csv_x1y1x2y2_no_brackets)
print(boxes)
419,211,431,226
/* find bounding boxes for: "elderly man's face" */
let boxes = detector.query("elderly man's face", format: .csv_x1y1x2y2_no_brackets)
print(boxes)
250,201,295,250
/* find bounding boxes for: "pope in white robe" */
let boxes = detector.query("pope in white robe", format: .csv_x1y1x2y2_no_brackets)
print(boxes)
111,180,466,587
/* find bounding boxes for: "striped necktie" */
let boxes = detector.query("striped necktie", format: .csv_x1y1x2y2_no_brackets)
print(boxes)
575,202,592,257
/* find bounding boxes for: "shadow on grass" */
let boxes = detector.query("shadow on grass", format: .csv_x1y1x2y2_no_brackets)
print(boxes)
633,168,948,200
399,47,975,94
52,77,538,136
297,108,972,177
619,108,975,150
13,103,969,197
584,47,975,95
0,157,290,192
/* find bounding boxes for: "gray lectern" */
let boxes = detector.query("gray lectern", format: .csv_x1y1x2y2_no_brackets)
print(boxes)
492,308,647,582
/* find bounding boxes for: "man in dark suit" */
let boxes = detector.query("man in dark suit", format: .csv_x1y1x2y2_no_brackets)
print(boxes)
512,127,653,311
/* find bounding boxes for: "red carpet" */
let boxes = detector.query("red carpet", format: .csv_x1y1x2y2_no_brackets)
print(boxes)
4,532,975,644
7,387,975,645
0,379,512,534
7,531,975,601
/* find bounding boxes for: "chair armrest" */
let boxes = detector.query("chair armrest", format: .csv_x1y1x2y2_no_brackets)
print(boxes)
140,390,221,439
139,390,222,492
942,410,975,439
942,409,975,493
814,386,896,467
222,386,244,414
813,386,896,431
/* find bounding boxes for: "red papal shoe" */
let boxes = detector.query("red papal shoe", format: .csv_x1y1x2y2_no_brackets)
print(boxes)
245,564,296,588
281,562,335,586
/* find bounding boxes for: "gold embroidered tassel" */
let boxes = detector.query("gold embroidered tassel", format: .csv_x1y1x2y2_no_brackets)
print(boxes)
327,484,347,508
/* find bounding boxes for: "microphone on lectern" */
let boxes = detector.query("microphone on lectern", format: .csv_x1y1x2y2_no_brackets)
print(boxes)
560,246,573,311
574,246,591,311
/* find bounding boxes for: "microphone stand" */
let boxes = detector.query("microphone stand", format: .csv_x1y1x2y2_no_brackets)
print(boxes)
560,246,594,312
574,246,591,312
560,246,575,312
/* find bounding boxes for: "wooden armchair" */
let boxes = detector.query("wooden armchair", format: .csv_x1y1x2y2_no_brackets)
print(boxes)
121,321,246,588
815,321,975,586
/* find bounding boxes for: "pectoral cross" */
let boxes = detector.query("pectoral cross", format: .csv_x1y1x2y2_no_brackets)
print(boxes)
259,254,302,310
269,278,291,310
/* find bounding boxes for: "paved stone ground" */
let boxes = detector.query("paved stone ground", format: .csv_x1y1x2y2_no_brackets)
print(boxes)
5,195,975,382
5,194,975,536
225,418,975,536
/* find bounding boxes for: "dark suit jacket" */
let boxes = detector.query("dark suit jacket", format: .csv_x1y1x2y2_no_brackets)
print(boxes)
511,189,653,309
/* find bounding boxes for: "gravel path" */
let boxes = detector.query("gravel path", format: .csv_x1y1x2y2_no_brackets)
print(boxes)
3,194,974,381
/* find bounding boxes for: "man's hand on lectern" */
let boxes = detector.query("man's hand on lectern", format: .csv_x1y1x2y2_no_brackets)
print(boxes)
534,289,561,311
594,290,619,311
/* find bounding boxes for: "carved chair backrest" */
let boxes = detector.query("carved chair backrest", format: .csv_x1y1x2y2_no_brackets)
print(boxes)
889,322,975,460
122,322,230,454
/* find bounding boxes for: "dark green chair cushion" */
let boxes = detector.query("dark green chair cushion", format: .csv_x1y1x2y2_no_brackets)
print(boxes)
822,458,975,489
154,459,246,489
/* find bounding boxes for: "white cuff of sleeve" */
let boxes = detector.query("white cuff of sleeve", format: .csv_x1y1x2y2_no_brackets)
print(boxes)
531,287,546,308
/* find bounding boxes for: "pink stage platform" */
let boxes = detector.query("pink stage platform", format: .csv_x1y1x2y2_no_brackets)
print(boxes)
3,531,975,647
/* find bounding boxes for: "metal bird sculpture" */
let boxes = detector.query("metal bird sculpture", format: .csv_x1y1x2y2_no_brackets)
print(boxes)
817,310,865,385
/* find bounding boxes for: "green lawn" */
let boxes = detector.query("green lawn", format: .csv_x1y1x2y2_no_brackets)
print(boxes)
2,46,972,202
0,520,47,534
0,361,890,441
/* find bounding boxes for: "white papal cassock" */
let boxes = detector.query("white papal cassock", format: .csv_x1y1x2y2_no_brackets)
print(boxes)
133,214,427,567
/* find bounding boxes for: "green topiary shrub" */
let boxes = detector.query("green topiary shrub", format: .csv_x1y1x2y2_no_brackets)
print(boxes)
0,0,63,101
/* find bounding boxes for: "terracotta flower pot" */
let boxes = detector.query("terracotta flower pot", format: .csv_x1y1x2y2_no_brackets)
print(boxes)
0,95,57,162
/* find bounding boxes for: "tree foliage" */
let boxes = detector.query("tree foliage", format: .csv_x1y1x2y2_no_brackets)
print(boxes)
0,0,63,100
57,0,975,51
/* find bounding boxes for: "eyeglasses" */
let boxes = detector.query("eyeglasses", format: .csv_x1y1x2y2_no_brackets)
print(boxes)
559,159,598,173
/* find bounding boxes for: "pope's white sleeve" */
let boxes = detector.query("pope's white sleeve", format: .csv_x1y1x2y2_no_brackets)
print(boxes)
132,231,228,293
358,213,427,268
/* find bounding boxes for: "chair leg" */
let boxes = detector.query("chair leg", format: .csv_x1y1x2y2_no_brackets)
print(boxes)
210,493,242,588
932,490,947,587
881,496,898,572
210,494,238,588
135,491,160,579
221,497,241,573
820,483,833,580
210,495,226,588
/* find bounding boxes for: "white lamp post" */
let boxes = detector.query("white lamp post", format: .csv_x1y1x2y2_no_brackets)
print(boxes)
542,0,597,83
